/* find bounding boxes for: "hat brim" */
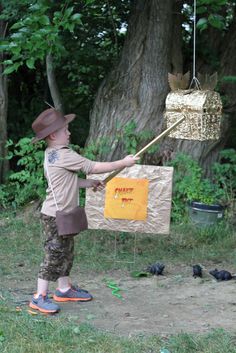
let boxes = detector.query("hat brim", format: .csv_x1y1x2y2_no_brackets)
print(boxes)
31,113,76,144
65,113,76,124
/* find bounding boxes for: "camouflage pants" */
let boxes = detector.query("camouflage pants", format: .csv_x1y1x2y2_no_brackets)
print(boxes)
38,213,74,281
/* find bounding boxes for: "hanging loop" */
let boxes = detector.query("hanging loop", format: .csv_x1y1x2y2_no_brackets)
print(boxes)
189,0,201,90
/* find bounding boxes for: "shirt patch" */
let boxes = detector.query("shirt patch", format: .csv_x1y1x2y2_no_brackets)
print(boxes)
48,150,59,164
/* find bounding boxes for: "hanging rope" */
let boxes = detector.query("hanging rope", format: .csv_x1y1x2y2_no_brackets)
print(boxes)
189,0,201,89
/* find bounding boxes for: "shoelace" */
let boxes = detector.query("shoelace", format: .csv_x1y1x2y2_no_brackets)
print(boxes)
71,285,88,293
41,294,52,303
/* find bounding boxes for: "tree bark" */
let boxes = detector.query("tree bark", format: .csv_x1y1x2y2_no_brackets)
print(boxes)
46,53,64,113
171,0,183,73
169,9,236,175
218,10,236,147
87,0,174,160
87,0,235,174
0,19,9,183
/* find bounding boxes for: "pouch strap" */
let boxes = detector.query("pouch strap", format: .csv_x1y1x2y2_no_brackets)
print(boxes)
44,152,59,211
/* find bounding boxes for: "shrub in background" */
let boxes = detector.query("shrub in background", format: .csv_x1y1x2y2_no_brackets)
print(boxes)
0,121,158,209
212,149,236,220
168,149,236,222
0,138,46,208
1,131,235,226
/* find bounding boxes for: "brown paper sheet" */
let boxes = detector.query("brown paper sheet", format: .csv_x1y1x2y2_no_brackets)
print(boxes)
85,165,173,234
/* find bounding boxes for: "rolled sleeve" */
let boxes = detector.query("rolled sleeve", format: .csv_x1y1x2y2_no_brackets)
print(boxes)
61,148,96,174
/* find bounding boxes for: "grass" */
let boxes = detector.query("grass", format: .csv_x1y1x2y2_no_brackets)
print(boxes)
0,304,236,353
77,221,236,272
0,308,236,353
1,208,236,274
0,207,236,352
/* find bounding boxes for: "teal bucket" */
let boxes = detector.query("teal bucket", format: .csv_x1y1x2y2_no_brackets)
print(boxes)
188,201,224,228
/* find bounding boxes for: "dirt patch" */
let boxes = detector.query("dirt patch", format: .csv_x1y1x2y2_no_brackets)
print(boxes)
6,266,236,336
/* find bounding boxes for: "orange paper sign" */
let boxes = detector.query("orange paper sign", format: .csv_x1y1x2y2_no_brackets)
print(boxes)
104,177,149,220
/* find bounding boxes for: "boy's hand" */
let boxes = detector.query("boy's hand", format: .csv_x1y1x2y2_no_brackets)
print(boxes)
89,179,105,191
122,154,140,167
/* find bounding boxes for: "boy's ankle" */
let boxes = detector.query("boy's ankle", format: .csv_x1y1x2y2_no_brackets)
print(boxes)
57,287,71,293
34,292,46,299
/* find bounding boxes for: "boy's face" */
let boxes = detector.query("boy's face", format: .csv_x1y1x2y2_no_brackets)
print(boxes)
50,124,71,145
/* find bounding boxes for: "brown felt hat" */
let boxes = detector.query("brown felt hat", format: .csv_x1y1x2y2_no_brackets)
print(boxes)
31,108,76,143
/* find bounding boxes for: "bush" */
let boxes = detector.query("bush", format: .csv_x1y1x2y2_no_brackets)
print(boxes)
168,150,236,222
1,131,235,226
212,148,236,220
0,121,158,209
0,138,46,208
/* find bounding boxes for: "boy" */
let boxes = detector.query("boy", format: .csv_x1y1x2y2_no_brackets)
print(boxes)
30,108,139,313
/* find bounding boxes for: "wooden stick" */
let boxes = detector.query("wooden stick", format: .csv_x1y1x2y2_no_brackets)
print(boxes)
104,115,186,184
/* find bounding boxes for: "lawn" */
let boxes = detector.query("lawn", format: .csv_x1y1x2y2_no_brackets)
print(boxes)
0,205,236,353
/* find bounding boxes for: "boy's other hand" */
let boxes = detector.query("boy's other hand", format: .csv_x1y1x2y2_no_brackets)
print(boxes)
90,179,105,191
122,154,140,167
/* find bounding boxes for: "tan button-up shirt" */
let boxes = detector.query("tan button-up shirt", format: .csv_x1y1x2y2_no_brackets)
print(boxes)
41,145,96,217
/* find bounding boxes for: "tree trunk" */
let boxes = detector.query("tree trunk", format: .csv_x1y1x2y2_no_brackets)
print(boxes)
87,0,234,174
218,10,236,148
46,53,64,113
0,19,9,183
171,0,184,73
87,0,174,160
169,9,236,175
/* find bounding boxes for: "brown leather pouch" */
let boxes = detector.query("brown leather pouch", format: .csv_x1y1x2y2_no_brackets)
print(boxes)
56,206,88,236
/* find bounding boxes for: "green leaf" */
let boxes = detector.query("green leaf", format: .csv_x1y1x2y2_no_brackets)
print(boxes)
3,62,21,74
10,32,23,39
67,24,75,32
11,46,21,56
71,13,82,23
10,21,23,30
73,327,80,334
23,17,33,26
29,4,41,12
3,66,16,74
19,27,29,33
26,58,35,69
53,11,62,23
64,7,74,18
6,139,14,147
3,59,13,65
39,15,50,26
208,14,225,30
9,42,18,48
38,28,51,35
196,17,208,31
197,6,207,14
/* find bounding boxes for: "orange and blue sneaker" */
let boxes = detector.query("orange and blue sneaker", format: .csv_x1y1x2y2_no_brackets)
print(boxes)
53,285,93,302
29,293,60,314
